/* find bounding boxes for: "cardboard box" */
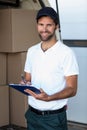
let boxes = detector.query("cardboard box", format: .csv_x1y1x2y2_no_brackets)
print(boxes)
7,52,28,127
21,0,41,10
0,9,40,52
21,0,50,10
7,52,27,84
0,53,6,85
0,85,9,126
10,87,28,127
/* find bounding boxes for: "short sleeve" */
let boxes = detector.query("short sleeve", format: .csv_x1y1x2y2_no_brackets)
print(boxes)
62,50,79,76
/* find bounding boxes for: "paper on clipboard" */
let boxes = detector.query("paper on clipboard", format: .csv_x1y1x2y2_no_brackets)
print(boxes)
9,83,41,96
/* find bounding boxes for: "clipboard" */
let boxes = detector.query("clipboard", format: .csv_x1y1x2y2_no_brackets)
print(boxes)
9,83,41,96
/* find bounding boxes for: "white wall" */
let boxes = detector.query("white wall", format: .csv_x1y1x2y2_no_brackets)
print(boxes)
67,47,87,124
48,0,87,40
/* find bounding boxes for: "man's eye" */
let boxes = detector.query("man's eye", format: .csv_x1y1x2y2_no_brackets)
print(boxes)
47,24,52,27
38,24,43,26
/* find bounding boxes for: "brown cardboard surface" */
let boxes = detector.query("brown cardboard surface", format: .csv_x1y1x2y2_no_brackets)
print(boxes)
21,0,41,10
0,9,40,52
10,87,28,127
7,52,28,127
7,52,27,84
0,86,9,126
0,53,6,85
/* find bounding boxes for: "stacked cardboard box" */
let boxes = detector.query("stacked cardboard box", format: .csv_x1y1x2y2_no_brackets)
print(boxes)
0,9,40,127
9,83,28,127
0,53,6,85
0,86,9,126
7,53,26,84
0,9,40,52
0,53,9,126
7,52,28,127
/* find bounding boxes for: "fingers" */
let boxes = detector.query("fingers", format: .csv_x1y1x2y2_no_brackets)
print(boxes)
20,80,25,85
24,89,37,97
24,88,49,101
20,80,31,85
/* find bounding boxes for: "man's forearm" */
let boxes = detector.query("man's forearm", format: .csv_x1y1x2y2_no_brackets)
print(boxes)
48,86,77,101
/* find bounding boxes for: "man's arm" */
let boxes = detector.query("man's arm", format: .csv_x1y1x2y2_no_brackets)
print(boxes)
48,75,78,101
24,75,78,101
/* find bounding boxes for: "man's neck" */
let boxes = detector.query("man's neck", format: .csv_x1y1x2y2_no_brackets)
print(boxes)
41,39,58,52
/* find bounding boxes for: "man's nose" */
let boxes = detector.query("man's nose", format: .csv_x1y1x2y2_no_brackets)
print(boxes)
43,25,48,31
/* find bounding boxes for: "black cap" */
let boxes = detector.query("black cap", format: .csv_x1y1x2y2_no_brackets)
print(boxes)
36,7,59,25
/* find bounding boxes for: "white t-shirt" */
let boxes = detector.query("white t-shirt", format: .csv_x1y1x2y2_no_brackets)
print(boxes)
24,40,79,110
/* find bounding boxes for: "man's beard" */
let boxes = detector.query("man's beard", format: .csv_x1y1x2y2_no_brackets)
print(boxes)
38,31,55,42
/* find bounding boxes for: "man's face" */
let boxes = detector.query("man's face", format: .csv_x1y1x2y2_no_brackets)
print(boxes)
37,16,58,42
